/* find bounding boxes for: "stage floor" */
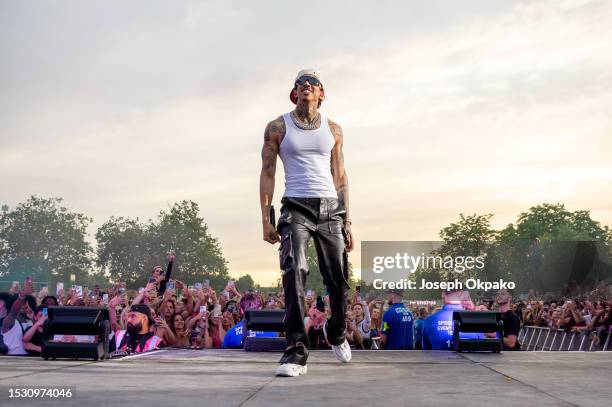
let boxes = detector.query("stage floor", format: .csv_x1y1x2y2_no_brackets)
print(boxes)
1,349,611,406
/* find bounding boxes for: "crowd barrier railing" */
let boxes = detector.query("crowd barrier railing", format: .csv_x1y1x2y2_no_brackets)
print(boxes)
518,326,610,351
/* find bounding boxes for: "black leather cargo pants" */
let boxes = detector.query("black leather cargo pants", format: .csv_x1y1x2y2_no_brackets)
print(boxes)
277,197,351,366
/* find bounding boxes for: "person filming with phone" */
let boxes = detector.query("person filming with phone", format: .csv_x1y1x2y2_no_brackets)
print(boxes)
22,305,48,356
1,278,36,355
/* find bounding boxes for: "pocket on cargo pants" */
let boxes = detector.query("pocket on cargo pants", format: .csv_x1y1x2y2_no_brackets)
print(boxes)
279,232,294,273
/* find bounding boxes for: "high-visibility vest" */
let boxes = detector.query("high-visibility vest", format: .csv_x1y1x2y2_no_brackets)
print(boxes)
115,330,161,353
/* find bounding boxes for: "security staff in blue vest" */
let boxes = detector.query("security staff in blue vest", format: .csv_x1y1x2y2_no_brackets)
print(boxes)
222,293,278,349
422,289,479,350
380,289,414,350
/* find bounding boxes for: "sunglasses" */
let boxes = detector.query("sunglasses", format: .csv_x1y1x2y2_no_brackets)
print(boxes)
295,75,322,87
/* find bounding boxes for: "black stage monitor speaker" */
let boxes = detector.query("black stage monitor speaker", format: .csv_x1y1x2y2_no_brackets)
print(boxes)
452,311,503,353
42,306,110,360
243,309,286,352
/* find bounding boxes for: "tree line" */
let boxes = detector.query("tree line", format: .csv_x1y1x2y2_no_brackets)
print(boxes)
408,204,612,299
0,196,235,290
1,197,610,295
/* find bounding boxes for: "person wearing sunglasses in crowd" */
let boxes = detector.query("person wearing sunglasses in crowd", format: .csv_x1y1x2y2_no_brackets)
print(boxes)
260,69,354,377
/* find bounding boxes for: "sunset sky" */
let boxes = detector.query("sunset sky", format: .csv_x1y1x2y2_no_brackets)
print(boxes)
2,0,611,285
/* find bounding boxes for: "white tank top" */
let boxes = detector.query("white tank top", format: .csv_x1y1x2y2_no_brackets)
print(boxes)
279,112,338,198
3,320,28,355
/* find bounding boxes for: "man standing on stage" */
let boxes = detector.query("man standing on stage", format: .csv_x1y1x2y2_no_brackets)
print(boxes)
260,69,354,377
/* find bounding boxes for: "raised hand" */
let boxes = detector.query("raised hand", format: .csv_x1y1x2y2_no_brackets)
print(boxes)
36,315,48,327
154,317,169,329
108,295,120,308
163,288,173,299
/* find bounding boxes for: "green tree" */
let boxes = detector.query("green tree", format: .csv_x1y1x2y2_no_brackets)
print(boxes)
498,203,611,242
96,200,229,288
235,274,255,291
411,213,497,299
440,213,497,249
95,217,153,286
438,213,496,279
151,201,229,288
489,203,612,293
0,196,94,285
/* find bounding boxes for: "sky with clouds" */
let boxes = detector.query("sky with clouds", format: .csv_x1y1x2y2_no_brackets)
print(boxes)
2,0,611,285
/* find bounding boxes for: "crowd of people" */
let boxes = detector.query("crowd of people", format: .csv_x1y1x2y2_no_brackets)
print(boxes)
512,298,611,347
1,264,610,356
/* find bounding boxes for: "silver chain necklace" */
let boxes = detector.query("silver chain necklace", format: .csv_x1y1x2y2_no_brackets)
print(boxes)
290,110,321,130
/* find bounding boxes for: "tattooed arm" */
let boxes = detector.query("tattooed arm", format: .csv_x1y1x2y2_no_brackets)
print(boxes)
329,119,354,252
260,116,285,244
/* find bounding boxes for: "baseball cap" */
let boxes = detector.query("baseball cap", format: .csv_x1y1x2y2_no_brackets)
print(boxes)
129,304,155,324
290,69,324,104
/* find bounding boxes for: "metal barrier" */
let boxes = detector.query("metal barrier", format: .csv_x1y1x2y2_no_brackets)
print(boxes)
519,326,611,351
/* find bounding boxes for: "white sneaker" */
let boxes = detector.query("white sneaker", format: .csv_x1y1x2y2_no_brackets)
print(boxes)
331,339,352,363
323,322,352,363
275,363,307,377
